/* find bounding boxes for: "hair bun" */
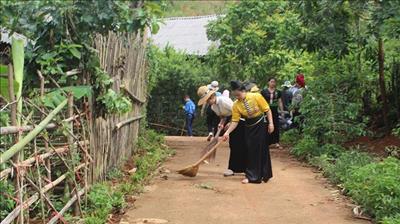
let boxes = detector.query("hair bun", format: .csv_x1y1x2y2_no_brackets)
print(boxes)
230,80,244,91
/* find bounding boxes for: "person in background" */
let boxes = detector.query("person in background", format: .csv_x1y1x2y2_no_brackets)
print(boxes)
261,77,284,149
197,85,247,176
183,95,196,137
222,89,230,98
203,81,221,141
291,74,306,128
281,81,293,112
223,81,274,184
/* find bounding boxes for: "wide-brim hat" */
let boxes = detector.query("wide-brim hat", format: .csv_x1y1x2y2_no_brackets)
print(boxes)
197,85,216,106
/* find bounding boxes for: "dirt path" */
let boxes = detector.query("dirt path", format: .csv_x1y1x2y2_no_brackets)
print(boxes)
121,136,370,224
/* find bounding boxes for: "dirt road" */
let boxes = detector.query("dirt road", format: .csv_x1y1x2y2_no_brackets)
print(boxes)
121,136,370,224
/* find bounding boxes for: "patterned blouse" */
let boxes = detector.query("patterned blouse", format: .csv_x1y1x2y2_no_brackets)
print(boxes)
232,92,270,122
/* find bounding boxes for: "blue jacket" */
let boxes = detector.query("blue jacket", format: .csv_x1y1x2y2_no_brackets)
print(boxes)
184,99,196,115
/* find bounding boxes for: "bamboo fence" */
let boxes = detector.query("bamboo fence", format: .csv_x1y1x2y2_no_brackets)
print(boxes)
0,31,148,223
90,31,148,182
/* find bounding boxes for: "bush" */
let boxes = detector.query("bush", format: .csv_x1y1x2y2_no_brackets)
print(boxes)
0,180,15,221
84,184,125,223
281,129,301,145
291,136,319,160
381,214,400,224
324,151,373,184
344,157,400,220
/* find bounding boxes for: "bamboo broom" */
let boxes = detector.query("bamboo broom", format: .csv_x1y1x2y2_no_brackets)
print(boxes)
177,140,223,177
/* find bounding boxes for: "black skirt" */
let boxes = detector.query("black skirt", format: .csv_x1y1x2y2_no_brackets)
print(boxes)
267,106,280,145
228,120,247,173
245,116,273,183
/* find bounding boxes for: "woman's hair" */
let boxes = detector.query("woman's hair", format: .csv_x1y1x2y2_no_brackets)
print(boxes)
230,80,246,91
268,77,276,82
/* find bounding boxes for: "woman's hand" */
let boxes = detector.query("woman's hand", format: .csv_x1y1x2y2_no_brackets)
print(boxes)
224,122,231,131
222,133,229,142
268,123,274,133
218,122,225,129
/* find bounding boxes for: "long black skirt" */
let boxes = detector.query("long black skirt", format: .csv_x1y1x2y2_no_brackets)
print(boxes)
245,116,273,183
228,120,247,173
267,106,280,145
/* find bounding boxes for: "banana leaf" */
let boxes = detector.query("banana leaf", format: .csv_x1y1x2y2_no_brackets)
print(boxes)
0,77,19,101
12,36,24,126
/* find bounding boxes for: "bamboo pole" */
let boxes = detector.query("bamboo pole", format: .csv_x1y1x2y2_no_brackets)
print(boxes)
121,84,146,104
0,140,88,180
7,64,16,126
47,188,85,224
0,163,85,224
148,122,188,132
33,138,46,223
0,99,68,164
67,93,81,216
38,70,51,182
114,115,144,130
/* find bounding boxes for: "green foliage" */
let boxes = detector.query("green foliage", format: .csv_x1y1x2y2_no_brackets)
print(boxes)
84,184,125,224
344,157,400,220
385,146,400,159
42,85,92,108
300,57,367,144
1,0,162,114
291,136,319,160
106,167,124,180
324,151,373,184
0,180,16,221
162,0,234,17
0,77,19,102
131,129,171,185
147,45,214,134
381,215,400,224
281,129,301,145
207,1,307,83
393,124,400,137
97,89,132,114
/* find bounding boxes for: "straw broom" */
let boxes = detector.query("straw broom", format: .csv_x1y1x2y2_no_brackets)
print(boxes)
177,141,223,177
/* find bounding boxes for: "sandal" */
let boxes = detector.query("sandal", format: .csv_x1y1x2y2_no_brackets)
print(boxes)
241,178,249,184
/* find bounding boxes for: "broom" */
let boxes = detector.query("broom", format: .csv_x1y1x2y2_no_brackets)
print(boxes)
177,140,223,177
201,126,222,162
201,118,226,161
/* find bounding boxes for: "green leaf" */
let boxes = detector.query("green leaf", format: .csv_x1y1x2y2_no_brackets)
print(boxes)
69,48,81,59
0,65,8,75
0,77,19,102
43,86,92,108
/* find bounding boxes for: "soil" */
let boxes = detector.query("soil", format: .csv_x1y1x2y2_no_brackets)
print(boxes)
344,135,400,157
120,136,371,224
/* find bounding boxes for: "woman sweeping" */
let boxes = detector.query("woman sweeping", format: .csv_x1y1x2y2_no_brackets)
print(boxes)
222,81,274,184
197,86,247,176
261,77,284,149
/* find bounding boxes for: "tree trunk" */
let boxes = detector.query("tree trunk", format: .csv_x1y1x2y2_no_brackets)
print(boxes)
378,38,389,130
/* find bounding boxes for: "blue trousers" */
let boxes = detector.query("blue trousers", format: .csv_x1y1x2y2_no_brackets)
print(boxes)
186,114,194,136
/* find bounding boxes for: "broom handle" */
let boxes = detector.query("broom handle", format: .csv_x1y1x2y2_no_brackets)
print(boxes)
194,140,223,166
210,117,225,140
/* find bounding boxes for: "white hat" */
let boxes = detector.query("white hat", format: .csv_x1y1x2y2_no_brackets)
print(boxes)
208,81,219,91
282,81,292,88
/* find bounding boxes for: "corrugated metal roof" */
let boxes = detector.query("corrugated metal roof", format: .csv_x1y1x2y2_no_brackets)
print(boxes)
151,15,220,55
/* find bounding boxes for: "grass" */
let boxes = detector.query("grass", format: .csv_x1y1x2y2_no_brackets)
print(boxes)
82,129,173,224
162,0,237,17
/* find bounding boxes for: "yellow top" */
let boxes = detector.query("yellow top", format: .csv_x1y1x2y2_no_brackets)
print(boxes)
232,92,270,122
